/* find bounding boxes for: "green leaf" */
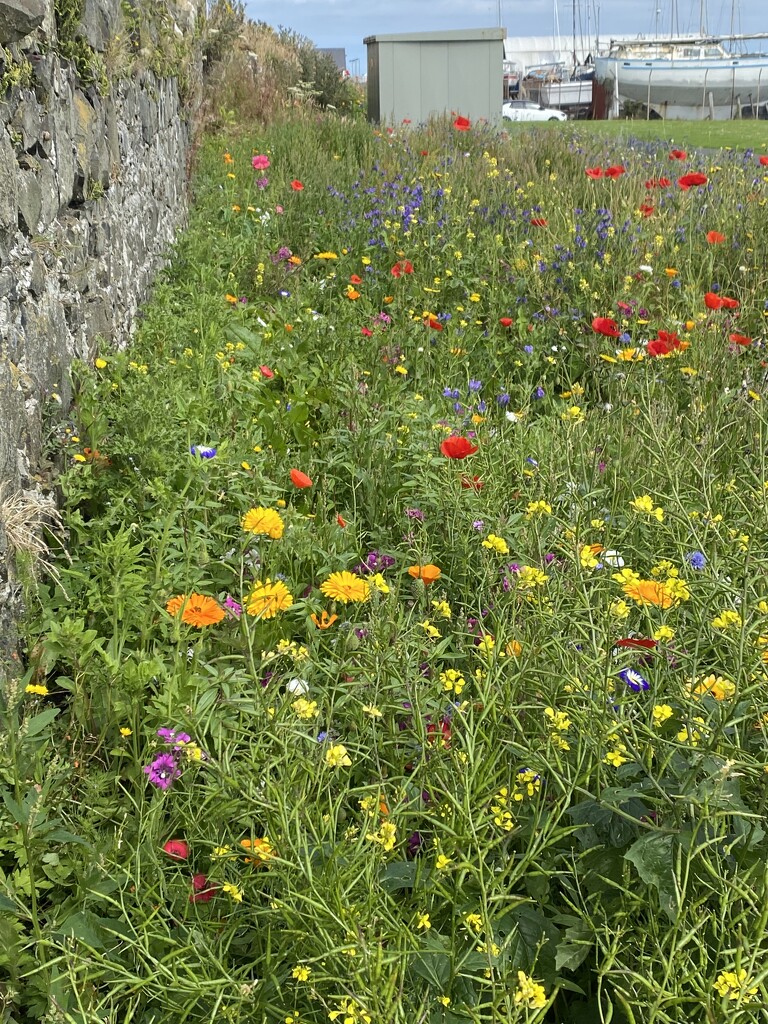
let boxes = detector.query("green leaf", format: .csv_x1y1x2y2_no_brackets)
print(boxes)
1,790,27,825
25,707,60,737
0,893,18,913
624,833,677,920
555,923,593,973
379,861,421,892
410,932,451,989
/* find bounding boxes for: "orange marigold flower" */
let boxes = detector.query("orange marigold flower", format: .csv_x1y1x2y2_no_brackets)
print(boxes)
408,564,442,585
166,593,226,627
311,610,339,629
622,579,674,609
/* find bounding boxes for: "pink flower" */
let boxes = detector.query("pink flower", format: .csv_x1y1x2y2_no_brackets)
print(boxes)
252,154,270,170
189,873,217,903
162,839,189,860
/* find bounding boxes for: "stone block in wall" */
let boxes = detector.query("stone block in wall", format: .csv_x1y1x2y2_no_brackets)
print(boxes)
79,0,121,52
72,90,95,186
16,164,41,233
0,0,45,45
0,133,19,233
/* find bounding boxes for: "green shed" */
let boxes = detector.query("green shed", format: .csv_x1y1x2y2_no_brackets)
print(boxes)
364,28,506,125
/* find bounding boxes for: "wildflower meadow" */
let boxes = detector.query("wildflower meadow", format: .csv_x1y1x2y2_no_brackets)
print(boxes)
8,111,768,1023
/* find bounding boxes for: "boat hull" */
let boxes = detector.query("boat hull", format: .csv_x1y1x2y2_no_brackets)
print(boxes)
527,78,593,107
594,54,768,118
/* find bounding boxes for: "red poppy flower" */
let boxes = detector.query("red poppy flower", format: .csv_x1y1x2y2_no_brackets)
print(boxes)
530,217,548,227
499,317,514,328
721,296,739,309
592,316,621,338
453,115,471,131
440,435,478,459
425,316,443,331
290,468,313,488
361,326,372,337
460,474,484,490
729,333,752,346
259,364,275,378
604,165,626,178
420,150,429,156
349,274,362,285
189,873,217,903
677,172,708,190
705,291,724,310
391,259,413,277
586,167,603,178
658,177,671,187
615,637,657,650
427,718,451,749
706,231,725,244
669,149,687,160
647,330,681,357
760,155,768,166
336,513,347,527
647,338,671,357
639,203,654,217
290,179,304,191
163,839,189,860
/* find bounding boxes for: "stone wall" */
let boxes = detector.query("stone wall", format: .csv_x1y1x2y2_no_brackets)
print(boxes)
0,0,203,672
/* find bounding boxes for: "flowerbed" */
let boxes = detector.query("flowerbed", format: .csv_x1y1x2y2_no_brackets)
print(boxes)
6,113,768,1022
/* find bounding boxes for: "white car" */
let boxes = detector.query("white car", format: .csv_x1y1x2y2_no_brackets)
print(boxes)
502,100,567,122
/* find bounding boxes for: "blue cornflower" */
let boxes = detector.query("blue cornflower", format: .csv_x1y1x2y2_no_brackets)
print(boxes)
619,668,650,693
497,393,510,406
190,445,217,458
524,344,534,354
685,551,706,570
468,379,482,392
443,387,460,399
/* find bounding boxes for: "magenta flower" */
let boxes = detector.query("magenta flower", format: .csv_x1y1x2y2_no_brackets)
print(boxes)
252,154,270,170
143,753,180,790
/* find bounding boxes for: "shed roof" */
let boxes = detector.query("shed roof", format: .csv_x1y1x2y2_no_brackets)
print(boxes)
364,28,505,45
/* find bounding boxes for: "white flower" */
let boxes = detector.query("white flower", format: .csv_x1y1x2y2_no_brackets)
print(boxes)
603,550,624,568
639,265,653,273
506,411,521,424
286,677,310,695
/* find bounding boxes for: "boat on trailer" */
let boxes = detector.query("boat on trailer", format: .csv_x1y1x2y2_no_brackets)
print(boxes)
594,33,768,119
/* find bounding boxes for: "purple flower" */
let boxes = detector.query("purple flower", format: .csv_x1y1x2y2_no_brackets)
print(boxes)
256,176,269,189
619,667,650,693
224,595,242,618
472,519,485,531
524,344,534,354
157,727,191,745
143,753,180,790
404,508,424,521
468,379,482,392
190,445,216,458
407,831,424,857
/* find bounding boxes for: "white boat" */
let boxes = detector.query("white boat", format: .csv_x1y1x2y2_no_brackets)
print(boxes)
526,72,593,108
594,35,768,119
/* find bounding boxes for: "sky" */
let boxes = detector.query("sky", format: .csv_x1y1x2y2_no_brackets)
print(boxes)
244,0,767,76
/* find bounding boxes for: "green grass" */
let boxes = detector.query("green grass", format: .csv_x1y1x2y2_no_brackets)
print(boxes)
6,111,768,1023
505,117,768,151
572,116,768,150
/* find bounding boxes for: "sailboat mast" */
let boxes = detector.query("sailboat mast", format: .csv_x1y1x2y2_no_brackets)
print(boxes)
699,0,707,35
